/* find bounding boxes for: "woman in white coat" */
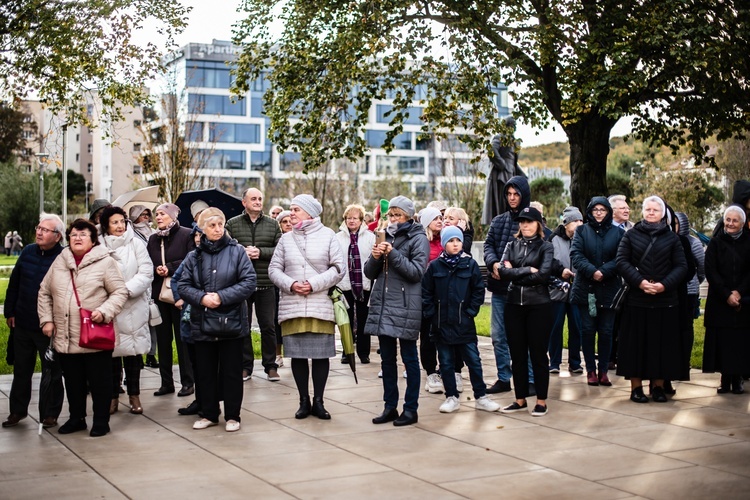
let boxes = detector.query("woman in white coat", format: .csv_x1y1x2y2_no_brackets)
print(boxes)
269,194,345,420
335,204,376,364
99,206,154,415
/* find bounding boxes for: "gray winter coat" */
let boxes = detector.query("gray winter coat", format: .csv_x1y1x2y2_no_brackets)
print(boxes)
364,220,430,340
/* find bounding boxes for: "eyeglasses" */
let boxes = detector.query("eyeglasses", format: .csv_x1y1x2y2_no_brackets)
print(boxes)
35,226,59,235
69,232,91,240
591,208,607,213
386,212,407,219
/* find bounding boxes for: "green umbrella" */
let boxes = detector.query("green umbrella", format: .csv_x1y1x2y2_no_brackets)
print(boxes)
330,287,358,383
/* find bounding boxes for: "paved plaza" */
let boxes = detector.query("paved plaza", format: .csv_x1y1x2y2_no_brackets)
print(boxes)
1,336,749,499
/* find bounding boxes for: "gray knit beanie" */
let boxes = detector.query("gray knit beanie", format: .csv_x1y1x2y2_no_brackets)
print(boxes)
290,194,323,218
562,206,583,225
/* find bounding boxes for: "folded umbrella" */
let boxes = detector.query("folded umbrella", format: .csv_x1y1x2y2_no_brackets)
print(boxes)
37,343,62,435
330,287,357,383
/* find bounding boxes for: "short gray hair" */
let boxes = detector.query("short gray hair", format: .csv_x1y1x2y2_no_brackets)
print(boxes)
608,194,627,205
39,213,65,243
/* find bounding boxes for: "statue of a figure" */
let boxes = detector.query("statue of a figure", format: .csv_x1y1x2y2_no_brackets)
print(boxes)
482,116,526,225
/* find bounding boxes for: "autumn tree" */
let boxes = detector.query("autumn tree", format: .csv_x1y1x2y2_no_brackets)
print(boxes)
232,0,750,210
1,0,189,127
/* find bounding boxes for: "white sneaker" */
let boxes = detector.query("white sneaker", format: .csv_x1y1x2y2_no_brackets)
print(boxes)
193,418,218,430
275,356,284,367
475,396,501,412
425,373,444,394
455,373,464,393
225,419,240,432
439,396,461,413
403,370,408,379
378,370,383,378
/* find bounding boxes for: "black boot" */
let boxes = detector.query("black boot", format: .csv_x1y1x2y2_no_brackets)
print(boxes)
630,386,649,403
372,407,399,424
295,397,311,419
393,410,418,426
717,374,731,394
311,397,331,420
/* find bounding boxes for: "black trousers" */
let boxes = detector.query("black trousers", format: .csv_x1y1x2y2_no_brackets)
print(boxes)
505,302,554,400
112,356,142,397
8,326,64,419
155,300,193,389
343,290,372,360
195,337,243,423
59,350,112,427
242,287,278,374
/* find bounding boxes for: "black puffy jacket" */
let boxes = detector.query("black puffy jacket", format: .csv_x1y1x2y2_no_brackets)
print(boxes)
616,221,687,308
500,235,554,306
178,232,257,341
422,253,485,344
484,175,531,294
569,197,624,307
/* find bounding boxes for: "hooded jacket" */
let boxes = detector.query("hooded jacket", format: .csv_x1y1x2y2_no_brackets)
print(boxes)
422,253,485,344
38,245,128,354
675,212,706,296
484,175,531,294
178,232,257,341
570,197,624,307
548,225,577,302
101,224,154,356
364,220,430,340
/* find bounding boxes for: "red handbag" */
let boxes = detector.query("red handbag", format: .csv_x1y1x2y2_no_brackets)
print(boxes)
70,270,116,350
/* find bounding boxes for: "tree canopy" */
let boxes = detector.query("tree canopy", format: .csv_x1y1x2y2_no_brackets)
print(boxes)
232,0,750,209
0,0,189,126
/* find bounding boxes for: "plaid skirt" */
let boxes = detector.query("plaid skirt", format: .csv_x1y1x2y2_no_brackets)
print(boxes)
283,333,335,359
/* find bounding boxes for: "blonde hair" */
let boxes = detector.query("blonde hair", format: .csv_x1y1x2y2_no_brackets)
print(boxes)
197,207,226,229
514,220,544,239
342,204,366,221
444,207,468,225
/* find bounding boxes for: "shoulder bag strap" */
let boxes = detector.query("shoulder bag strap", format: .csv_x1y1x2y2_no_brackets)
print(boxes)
196,249,206,292
638,235,658,268
160,239,167,267
69,270,81,308
291,233,324,275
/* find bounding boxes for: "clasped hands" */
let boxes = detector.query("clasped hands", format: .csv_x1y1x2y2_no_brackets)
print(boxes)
727,290,742,308
291,281,313,296
491,261,538,280
201,292,222,308
639,280,665,294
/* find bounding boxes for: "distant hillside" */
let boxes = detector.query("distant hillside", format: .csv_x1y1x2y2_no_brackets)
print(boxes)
519,136,637,174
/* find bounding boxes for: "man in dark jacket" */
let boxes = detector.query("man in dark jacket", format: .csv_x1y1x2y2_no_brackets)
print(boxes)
226,187,282,382
483,176,533,394
3,214,65,428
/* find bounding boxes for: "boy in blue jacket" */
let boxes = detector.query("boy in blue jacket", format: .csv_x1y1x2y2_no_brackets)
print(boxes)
422,226,501,413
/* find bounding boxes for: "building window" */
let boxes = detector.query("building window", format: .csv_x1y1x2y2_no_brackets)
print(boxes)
133,143,141,152
87,163,93,173
134,119,142,127
376,105,423,125
250,97,263,117
209,123,260,144
250,150,272,172
376,155,425,175
133,164,142,175
23,130,34,139
23,148,33,156
75,133,80,142
87,144,92,153
186,60,234,89
365,130,412,150
75,153,80,162
198,149,246,170
279,151,302,171
186,121,203,142
188,94,246,116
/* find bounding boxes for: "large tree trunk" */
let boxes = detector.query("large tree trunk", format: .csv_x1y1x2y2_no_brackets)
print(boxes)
566,116,617,210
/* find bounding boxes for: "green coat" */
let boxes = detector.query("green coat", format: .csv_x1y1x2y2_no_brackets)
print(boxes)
226,211,281,288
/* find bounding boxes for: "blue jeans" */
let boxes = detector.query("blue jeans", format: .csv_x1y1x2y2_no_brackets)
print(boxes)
378,336,420,412
578,305,615,374
491,294,534,383
548,301,582,370
437,341,486,398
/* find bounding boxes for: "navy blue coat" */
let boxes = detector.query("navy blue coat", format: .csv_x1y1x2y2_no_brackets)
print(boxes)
422,253,485,344
483,176,531,294
178,232,256,341
5,243,63,332
570,197,624,307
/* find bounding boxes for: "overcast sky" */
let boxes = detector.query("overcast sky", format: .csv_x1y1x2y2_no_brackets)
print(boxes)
147,1,632,147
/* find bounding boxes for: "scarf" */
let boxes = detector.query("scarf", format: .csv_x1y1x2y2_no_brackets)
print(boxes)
155,220,178,237
348,231,363,301
641,220,667,234
440,250,461,267
725,227,744,240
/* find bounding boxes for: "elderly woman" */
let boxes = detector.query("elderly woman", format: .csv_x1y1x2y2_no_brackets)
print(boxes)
147,203,196,397
616,196,687,403
177,208,256,431
499,207,555,417
365,196,430,426
335,204,376,364
269,195,345,420
703,205,750,394
570,197,624,386
38,219,128,436
99,206,154,415
129,205,158,368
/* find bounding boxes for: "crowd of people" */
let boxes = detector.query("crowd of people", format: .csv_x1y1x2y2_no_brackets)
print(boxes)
2,179,749,436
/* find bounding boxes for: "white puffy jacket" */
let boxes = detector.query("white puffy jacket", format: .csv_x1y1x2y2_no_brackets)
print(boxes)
101,225,154,356
269,218,345,324
334,222,376,293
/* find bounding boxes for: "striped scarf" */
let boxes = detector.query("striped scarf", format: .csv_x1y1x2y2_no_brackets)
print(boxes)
348,231,363,301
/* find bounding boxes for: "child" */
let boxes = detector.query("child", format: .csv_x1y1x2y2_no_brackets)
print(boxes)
421,226,500,413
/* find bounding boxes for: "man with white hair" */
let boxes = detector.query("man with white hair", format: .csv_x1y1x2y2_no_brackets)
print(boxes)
609,194,633,231
3,214,65,429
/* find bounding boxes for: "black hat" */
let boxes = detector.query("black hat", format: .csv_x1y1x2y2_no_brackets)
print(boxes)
516,206,543,224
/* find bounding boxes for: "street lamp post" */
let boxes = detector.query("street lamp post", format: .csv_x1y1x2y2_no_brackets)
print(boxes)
35,152,49,214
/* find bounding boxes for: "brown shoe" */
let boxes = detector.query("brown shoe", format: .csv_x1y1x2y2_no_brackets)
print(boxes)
110,398,119,415
267,368,281,382
598,372,612,386
42,417,58,428
2,413,26,428
129,395,143,414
